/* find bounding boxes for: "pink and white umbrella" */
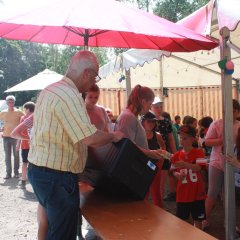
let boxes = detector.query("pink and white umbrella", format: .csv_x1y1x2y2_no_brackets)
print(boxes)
0,0,217,51
178,0,240,50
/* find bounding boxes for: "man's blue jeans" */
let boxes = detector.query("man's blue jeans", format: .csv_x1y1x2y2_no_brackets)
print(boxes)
3,137,19,176
28,164,79,240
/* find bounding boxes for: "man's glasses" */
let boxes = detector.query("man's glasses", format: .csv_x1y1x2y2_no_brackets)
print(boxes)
90,69,102,83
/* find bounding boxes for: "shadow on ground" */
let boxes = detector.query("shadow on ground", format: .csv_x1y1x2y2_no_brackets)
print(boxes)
20,189,37,202
164,188,240,240
0,177,20,189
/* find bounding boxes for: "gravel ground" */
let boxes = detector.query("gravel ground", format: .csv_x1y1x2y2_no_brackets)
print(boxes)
0,136,239,240
0,137,38,240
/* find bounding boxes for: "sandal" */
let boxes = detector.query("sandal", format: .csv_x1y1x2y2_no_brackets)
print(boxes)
202,220,210,230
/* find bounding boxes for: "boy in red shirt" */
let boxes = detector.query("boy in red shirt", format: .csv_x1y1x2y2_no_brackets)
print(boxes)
171,125,206,229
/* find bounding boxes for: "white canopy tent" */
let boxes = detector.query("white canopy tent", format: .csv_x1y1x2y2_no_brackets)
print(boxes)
99,1,240,238
98,47,239,89
5,69,63,92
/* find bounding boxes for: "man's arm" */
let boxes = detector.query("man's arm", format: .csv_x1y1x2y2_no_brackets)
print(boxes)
205,138,223,147
156,132,166,150
81,130,123,147
168,132,177,153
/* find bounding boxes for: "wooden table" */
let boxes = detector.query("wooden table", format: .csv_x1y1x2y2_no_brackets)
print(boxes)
80,183,216,240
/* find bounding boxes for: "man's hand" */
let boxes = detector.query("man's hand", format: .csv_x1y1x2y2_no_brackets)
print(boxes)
112,131,124,142
16,145,20,151
225,154,240,168
148,149,164,160
16,140,20,151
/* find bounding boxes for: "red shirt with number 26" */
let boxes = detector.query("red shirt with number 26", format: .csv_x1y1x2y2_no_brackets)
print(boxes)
171,148,206,203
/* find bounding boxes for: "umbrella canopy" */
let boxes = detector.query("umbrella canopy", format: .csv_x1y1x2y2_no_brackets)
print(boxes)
5,69,63,92
0,0,217,51
99,0,240,88
178,0,240,51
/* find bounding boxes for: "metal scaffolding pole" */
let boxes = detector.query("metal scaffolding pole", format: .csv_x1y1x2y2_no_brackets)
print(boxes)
220,27,236,240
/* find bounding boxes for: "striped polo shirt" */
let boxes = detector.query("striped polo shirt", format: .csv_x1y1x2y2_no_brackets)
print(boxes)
28,77,97,173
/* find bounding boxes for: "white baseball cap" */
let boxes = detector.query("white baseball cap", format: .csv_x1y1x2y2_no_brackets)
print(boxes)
152,96,163,105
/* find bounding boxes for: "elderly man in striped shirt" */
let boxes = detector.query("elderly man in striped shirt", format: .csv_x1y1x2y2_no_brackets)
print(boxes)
27,51,124,240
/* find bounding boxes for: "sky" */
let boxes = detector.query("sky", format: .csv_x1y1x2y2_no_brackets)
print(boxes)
0,0,51,15
1,0,48,8
0,0,141,19
0,0,138,9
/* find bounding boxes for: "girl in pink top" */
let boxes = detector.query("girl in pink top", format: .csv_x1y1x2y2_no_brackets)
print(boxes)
203,99,240,229
16,102,35,189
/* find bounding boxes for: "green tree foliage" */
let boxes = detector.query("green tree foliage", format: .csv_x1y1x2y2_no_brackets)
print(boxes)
116,0,152,11
0,40,109,106
118,0,209,22
42,45,83,75
136,0,151,11
91,47,109,67
0,39,45,105
153,0,209,22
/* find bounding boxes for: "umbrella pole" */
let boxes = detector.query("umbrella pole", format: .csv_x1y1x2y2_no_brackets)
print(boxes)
125,69,131,99
220,27,236,240
84,30,89,50
159,55,164,99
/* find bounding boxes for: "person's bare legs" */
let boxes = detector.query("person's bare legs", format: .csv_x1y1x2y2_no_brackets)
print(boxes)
37,204,48,240
19,162,28,189
203,166,224,229
168,173,176,195
194,221,202,229
149,170,163,208
160,170,168,208
22,162,28,180
205,196,217,220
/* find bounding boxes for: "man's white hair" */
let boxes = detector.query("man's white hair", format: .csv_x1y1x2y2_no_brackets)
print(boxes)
66,51,98,77
6,95,16,102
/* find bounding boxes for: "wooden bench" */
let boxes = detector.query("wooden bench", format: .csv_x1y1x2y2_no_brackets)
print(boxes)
79,183,216,240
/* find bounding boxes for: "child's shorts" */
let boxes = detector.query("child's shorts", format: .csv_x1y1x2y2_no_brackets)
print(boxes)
176,200,206,221
21,149,29,163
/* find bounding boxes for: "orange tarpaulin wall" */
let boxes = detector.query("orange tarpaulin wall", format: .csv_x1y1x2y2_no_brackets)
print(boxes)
98,85,238,121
